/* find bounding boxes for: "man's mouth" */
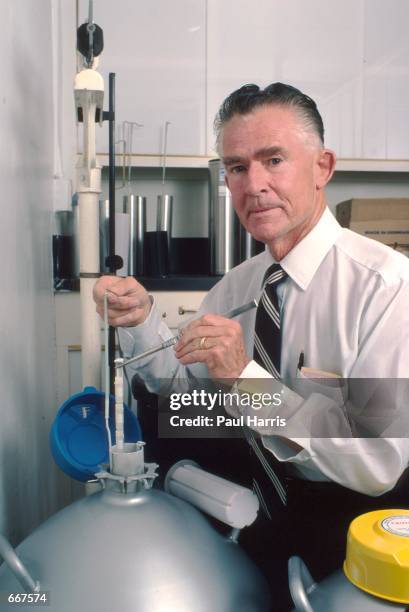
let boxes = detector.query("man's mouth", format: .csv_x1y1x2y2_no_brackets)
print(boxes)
249,205,282,216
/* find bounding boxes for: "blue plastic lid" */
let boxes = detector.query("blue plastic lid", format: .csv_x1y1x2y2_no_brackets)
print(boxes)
50,386,142,482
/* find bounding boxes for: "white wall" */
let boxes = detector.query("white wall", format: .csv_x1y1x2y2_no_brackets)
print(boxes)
327,172,409,212
0,0,70,546
52,0,77,213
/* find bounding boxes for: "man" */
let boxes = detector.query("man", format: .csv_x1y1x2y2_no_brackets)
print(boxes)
94,83,409,609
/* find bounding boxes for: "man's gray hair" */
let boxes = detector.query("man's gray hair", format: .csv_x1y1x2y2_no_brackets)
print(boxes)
214,82,324,150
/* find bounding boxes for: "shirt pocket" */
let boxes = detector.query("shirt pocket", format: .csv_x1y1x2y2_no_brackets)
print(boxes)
294,366,348,406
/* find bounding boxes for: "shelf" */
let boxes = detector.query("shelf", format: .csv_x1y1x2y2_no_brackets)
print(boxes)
55,276,221,293
335,159,409,173
94,153,215,169
137,276,221,291
88,154,409,172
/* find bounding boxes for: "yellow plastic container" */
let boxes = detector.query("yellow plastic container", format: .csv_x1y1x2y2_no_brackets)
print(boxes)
344,509,409,604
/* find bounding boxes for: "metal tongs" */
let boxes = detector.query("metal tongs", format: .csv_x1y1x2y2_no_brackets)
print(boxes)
115,299,258,369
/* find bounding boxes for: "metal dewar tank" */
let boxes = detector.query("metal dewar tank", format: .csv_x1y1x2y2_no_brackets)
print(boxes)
0,446,271,612
289,509,409,611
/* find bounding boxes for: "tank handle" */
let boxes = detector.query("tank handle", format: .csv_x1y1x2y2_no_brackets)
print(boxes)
288,555,316,612
0,534,40,593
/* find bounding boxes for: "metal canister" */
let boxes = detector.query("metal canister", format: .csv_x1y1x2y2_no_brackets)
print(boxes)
157,194,173,239
208,159,241,275
240,226,265,261
124,195,146,276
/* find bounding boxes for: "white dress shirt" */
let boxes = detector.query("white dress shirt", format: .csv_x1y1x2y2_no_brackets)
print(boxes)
119,208,409,496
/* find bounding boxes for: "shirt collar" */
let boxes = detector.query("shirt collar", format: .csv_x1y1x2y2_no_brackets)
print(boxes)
263,208,342,291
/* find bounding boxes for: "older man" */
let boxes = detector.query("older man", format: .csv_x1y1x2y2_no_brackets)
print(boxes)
94,83,409,609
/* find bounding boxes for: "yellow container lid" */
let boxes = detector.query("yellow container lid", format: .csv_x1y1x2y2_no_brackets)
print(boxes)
343,509,409,604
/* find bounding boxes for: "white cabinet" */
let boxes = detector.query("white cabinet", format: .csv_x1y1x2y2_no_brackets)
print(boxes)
206,0,365,158
362,0,409,159
206,0,409,161
78,0,206,156
78,0,409,163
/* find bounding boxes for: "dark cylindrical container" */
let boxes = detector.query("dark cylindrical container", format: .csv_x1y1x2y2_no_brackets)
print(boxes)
144,231,169,277
53,235,74,280
53,210,75,289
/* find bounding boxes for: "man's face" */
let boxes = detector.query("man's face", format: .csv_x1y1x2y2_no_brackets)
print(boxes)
221,104,333,254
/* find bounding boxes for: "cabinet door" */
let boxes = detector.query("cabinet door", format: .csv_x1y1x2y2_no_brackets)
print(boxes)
362,0,409,159
206,0,365,158
78,0,206,156
207,0,409,161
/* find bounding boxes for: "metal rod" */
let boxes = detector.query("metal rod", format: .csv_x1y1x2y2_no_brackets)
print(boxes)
162,121,171,186
0,534,40,593
108,73,116,272
86,0,95,66
108,72,116,395
88,0,94,24
227,527,241,543
116,299,258,370
104,292,113,471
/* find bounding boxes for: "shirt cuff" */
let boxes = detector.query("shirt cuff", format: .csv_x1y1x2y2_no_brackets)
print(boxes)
240,359,273,378
261,436,312,460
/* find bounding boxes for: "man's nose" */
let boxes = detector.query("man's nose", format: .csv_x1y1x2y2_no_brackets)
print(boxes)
244,163,270,195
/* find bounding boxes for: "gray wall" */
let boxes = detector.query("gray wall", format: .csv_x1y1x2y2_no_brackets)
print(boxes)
0,0,68,545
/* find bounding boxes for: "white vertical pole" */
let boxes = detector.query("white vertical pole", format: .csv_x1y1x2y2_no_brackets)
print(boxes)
74,69,104,389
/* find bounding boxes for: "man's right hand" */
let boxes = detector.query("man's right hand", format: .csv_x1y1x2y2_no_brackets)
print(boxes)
93,276,151,327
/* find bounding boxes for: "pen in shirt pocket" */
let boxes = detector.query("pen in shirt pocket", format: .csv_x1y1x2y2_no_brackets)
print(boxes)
297,350,305,373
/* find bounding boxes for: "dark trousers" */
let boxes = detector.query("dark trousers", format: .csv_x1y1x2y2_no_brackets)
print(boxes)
239,474,409,612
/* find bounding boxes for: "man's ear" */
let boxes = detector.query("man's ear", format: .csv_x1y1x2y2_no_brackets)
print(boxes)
315,149,336,189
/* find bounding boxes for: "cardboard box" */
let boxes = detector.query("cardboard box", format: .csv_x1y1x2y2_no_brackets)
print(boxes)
336,198,409,256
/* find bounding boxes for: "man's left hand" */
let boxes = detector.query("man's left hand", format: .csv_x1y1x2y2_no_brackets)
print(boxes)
174,314,250,379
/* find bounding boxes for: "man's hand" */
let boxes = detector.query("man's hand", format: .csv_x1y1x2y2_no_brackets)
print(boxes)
93,276,151,327
174,314,250,379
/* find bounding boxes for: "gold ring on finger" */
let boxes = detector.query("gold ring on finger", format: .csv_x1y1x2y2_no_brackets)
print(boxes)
199,337,207,350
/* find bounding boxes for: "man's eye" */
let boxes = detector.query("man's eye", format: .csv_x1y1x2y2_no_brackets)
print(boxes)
268,158,282,166
230,165,246,174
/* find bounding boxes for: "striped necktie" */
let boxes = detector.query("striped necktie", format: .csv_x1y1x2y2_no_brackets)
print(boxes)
254,263,287,377
248,263,288,514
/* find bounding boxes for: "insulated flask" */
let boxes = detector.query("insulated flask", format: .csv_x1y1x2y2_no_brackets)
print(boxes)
124,195,146,276
144,194,173,277
208,159,241,275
